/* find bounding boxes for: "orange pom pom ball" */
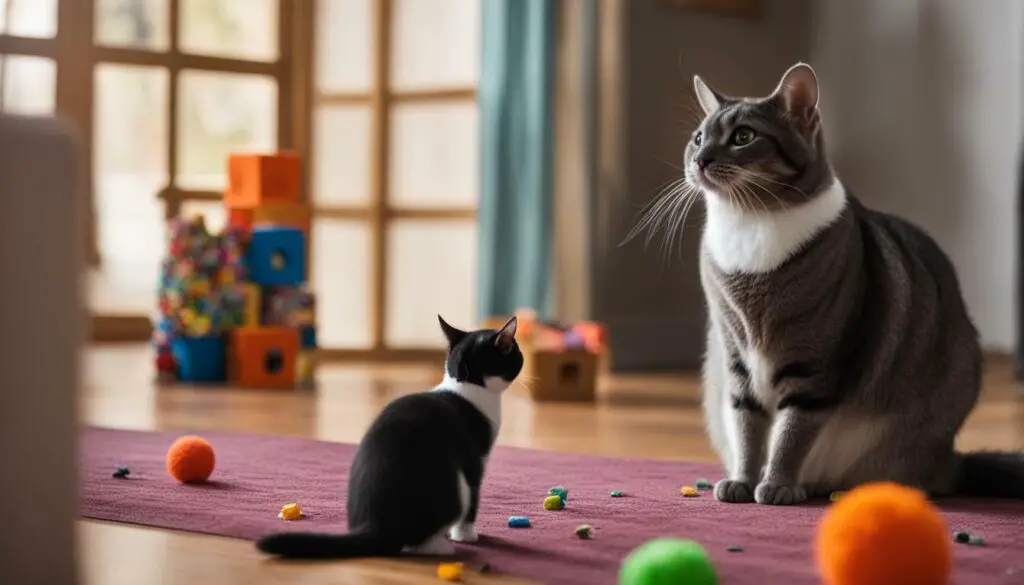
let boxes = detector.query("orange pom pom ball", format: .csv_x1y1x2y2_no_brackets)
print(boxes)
166,435,216,483
816,482,951,585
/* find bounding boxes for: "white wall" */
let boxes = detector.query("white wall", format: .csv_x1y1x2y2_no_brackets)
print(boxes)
811,0,1023,352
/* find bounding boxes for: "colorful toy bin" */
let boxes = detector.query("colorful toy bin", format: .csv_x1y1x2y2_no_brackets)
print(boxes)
152,151,318,390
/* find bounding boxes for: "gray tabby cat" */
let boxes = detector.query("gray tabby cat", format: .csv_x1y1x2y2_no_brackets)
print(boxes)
682,62,1024,505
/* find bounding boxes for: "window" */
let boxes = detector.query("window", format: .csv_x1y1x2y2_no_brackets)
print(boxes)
312,0,480,358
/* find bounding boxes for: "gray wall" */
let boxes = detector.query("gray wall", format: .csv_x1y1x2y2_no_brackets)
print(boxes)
593,0,812,371
811,0,1023,352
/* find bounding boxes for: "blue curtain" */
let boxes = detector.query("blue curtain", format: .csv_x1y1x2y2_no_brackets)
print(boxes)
477,0,557,321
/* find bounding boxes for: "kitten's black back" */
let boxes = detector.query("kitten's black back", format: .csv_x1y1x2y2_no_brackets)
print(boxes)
255,315,522,559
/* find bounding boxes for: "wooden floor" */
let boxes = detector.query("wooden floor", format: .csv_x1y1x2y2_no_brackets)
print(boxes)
80,344,1024,585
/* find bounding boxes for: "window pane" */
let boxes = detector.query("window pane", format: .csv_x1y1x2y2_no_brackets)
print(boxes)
316,0,371,93
91,64,169,314
391,0,479,91
0,0,57,38
0,55,55,116
313,105,371,205
390,103,478,208
385,220,477,347
179,0,278,62
312,219,372,348
179,200,227,233
95,0,170,51
177,70,277,190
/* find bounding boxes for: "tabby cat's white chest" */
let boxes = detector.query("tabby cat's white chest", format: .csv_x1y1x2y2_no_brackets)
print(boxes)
702,178,848,274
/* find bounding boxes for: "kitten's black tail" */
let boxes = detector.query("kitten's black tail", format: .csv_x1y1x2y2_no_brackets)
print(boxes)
954,451,1024,498
256,530,401,559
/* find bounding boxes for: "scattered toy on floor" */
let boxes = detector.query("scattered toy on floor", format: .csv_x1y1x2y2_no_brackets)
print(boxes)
507,515,532,528
166,435,216,483
548,486,568,503
610,490,624,497
726,546,744,553
544,495,565,510
967,535,986,547
575,524,594,539
111,466,130,479
436,562,464,582
620,538,718,585
695,478,712,490
953,531,971,544
680,486,700,497
816,482,950,585
278,503,304,521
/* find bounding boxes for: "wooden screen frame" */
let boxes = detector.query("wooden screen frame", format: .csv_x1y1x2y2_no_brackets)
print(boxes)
311,0,479,363
0,0,312,342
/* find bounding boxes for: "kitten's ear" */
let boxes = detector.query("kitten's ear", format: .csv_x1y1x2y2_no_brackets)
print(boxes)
771,62,820,127
693,75,724,117
494,316,518,354
438,314,467,346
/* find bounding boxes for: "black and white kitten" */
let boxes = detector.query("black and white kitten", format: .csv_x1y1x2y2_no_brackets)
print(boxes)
255,315,523,559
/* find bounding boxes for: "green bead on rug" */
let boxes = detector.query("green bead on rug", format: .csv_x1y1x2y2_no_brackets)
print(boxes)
620,538,718,585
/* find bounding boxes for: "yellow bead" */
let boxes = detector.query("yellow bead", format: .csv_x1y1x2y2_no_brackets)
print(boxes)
278,503,304,521
544,494,565,510
680,486,700,497
436,562,464,582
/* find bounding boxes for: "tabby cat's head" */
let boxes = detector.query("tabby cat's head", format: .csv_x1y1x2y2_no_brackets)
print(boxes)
685,62,833,211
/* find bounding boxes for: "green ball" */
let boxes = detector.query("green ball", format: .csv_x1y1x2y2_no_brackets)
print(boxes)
620,538,718,585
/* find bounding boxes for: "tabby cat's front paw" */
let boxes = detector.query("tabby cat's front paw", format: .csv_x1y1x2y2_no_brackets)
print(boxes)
714,479,755,503
754,482,807,505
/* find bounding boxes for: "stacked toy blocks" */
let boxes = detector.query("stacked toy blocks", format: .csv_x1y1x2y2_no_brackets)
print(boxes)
153,151,318,390
481,308,608,402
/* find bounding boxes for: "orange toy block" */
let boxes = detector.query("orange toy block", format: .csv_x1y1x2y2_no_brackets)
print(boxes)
231,327,300,388
253,202,311,233
227,208,253,231
226,152,301,209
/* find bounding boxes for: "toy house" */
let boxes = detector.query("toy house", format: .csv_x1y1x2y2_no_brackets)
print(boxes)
152,152,318,390
482,309,608,402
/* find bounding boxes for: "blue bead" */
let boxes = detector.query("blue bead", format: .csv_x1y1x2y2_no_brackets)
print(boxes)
507,515,531,528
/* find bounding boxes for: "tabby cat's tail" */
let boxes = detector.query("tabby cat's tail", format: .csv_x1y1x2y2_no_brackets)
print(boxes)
954,451,1024,498
256,530,401,559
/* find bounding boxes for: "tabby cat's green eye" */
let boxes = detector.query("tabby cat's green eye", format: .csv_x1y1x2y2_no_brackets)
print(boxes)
730,126,755,146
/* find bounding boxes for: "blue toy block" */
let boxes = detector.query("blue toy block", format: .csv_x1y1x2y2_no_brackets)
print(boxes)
299,325,317,349
171,335,227,383
246,226,306,287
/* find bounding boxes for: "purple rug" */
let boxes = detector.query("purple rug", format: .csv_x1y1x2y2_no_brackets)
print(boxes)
80,427,1023,585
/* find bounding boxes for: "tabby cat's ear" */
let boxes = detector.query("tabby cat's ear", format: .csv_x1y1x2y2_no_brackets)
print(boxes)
494,316,518,354
438,315,467,346
693,75,724,117
771,62,820,128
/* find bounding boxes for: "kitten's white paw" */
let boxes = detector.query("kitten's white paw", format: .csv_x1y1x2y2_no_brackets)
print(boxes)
404,532,456,556
754,482,807,506
714,479,755,503
449,523,478,543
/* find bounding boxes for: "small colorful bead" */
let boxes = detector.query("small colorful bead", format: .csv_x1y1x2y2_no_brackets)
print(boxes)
953,531,971,544
278,503,304,521
548,486,569,503
680,485,700,497
610,490,624,497
575,524,594,539
436,562,464,581
695,478,713,490
726,545,744,553
968,535,986,546
544,495,565,510
112,466,130,479
508,515,532,528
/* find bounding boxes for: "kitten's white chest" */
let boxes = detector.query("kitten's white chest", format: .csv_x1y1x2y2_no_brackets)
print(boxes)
745,348,775,405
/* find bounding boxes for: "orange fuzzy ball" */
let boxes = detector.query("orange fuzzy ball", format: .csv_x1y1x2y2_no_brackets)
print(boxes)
166,435,216,483
816,482,951,585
